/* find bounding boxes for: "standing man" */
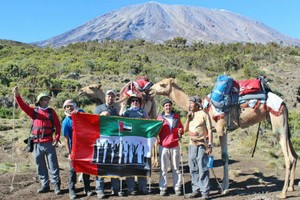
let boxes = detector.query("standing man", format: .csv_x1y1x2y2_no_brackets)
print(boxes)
129,142,134,163
121,94,149,195
111,140,117,163
13,86,61,195
123,141,129,163
94,138,102,163
118,139,124,164
136,141,144,164
102,140,109,163
157,99,184,196
94,90,121,198
61,99,92,199
184,96,213,200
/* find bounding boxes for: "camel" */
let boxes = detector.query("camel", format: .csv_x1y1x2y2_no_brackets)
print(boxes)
149,78,297,199
79,83,160,167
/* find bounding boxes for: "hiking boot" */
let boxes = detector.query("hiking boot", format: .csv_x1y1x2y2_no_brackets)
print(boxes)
160,190,167,196
139,190,149,195
97,191,106,199
84,190,93,197
186,191,201,198
69,189,77,200
200,195,209,200
54,184,61,195
127,190,137,195
37,186,50,193
69,193,77,200
117,191,125,197
175,190,182,196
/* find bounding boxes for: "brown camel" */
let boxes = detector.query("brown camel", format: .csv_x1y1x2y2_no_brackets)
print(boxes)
79,83,159,167
149,78,297,199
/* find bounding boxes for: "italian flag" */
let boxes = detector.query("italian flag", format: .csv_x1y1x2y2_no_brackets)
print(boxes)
72,113,162,177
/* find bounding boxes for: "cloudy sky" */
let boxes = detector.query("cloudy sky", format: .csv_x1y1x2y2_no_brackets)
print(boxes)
1,0,299,43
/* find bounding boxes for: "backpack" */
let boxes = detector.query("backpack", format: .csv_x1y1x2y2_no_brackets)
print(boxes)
210,75,234,110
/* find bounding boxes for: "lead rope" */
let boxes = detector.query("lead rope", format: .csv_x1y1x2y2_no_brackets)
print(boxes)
10,92,18,192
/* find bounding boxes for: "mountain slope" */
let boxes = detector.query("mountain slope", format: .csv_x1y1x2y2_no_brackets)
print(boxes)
35,2,300,47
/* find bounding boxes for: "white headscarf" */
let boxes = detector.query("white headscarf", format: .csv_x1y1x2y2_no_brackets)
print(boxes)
63,99,77,117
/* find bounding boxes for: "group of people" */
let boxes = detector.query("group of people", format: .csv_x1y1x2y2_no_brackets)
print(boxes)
13,86,213,200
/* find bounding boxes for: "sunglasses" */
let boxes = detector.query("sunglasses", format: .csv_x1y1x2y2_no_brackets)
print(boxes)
131,99,139,103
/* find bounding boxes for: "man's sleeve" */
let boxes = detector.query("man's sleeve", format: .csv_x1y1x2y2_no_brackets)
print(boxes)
52,110,61,141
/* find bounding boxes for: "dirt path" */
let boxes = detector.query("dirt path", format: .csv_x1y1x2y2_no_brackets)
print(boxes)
1,119,300,200
1,147,300,200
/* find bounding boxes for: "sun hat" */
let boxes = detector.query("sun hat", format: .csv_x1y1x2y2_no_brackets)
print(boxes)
35,92,51,106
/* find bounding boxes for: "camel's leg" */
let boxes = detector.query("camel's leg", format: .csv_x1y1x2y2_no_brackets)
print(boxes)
287,139,297,192
276,135,290,199
270,108,297,199
219,133,229,194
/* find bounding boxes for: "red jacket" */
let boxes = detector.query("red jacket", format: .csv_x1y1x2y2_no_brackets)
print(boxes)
157,112,183,148
16,94,61,143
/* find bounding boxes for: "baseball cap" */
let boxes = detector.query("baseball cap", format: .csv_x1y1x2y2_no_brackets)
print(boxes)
189,96,202,106
161,99,173,106
106,90,116,96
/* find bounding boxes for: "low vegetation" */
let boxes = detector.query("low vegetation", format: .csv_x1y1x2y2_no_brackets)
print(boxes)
0,38,300,159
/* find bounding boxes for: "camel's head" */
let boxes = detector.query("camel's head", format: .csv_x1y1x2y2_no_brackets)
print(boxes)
79,84,105,104
149,78,175,97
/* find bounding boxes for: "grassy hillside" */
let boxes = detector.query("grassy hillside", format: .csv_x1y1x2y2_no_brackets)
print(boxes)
0,39,300,186
0,38,299,142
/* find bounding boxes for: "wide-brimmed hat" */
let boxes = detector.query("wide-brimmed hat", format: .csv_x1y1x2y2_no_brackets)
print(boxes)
189,96,202,106
35,92,51,106
161,99,173,106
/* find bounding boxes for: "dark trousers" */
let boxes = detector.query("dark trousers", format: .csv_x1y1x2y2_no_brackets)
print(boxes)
69,161,90,193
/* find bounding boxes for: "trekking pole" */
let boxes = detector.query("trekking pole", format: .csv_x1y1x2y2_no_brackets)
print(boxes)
208,156,223,193
179,141,186,198
210,167,223,193
10,90,18,192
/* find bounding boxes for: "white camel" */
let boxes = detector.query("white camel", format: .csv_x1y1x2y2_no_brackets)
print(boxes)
149,78,297,199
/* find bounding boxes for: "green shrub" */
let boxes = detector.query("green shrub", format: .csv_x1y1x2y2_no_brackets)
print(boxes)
0,107,19,119
291,138,300,152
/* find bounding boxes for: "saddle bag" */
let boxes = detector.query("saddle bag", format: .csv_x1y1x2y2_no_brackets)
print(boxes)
239,79,261,95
